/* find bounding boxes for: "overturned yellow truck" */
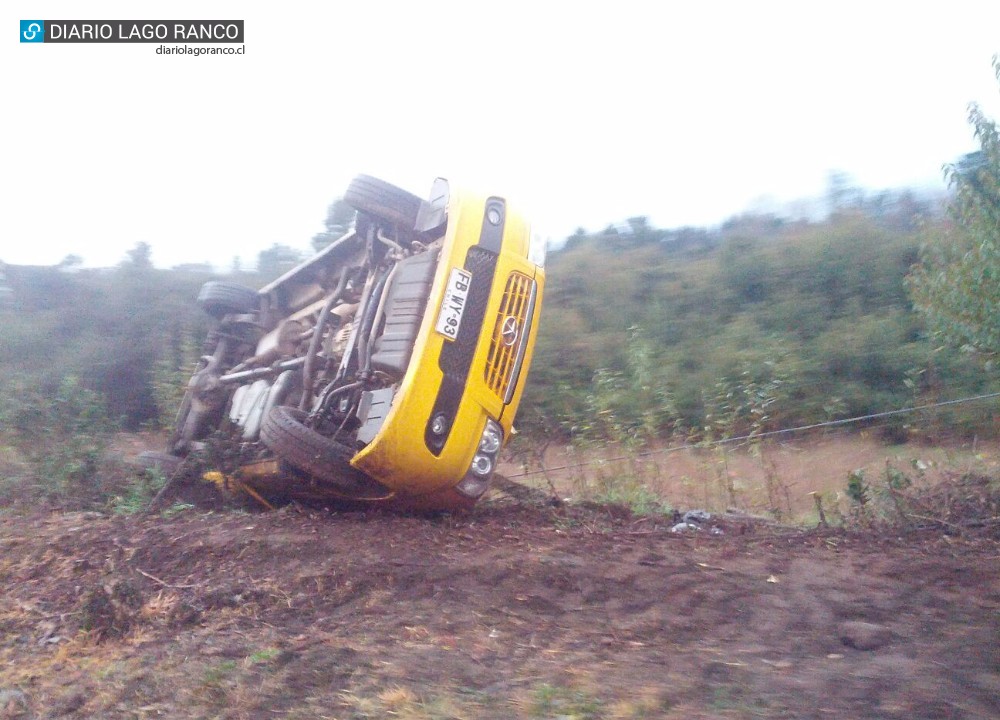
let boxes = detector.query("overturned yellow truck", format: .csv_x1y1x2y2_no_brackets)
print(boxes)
156,176,546,510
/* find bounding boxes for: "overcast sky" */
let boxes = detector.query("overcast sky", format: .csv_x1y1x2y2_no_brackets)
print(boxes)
5,1,1000,270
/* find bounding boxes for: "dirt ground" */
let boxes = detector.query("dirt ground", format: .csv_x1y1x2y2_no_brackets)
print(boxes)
1,483,998,720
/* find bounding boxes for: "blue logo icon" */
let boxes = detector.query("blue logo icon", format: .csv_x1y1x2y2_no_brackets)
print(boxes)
21,20,44,42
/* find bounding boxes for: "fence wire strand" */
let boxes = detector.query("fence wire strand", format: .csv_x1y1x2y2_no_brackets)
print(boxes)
504,392,1000,480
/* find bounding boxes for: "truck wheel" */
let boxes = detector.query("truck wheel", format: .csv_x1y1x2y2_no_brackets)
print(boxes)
344,175,422,229
197,281,259,318
260,405,390,496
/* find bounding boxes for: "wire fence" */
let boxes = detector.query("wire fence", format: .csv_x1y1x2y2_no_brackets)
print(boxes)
504,391,1000,480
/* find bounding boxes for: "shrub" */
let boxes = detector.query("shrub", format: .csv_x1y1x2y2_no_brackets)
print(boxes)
0,375,121,508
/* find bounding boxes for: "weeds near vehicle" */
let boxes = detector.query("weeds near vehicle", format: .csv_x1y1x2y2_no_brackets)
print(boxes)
701,360,791,513
591,472,672,517
109,468,167,515
0,375,126,509
807,490,847,527
194,424,264,476
563,348,800,519
846,468,871,516
160,501,195,517
555,449,674,517
605,694,676,718
508,428,996,531
843,459,1000,537
338,686,480,719
757,447,792,521
196,659,238,706
528,683,603,719
151,332,201,429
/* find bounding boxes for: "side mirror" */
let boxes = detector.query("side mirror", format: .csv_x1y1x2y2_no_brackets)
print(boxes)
415,177,450,234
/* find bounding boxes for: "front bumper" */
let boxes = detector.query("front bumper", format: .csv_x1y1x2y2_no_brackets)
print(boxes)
351,189,544,497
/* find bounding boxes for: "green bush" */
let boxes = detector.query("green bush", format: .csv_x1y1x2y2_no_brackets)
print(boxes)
519,206,999,442
0,375,122,508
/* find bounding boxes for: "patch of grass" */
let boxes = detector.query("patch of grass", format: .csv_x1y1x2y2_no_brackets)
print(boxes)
196,659,238,707
160,501,195,517
338,685,479,719
108,468,167,515
550,512,582,531
0,376,116,505
202,660,237,684
842,463,1000,537
707,683,778,718
593,480,672,517
245,647,281,666
606,693,675,719
562,447,674,518
529,683,604,719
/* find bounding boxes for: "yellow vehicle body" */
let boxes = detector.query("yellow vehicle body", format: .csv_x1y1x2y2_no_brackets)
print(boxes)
166,175,544,511
352,189,544,506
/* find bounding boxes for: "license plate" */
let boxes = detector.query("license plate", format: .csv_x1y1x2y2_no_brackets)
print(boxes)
435,267,472,340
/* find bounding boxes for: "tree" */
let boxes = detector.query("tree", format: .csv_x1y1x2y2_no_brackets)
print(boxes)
257,243,304,278
311,198,356,252
825,170,864,215
59,254,83,270
908,57,1000,359
123,241,153,271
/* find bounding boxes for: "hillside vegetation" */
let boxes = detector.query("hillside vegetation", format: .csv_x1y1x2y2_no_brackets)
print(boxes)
523,202,997,444
1,191,996,454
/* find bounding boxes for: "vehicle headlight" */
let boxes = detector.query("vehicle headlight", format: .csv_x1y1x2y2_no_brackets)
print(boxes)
455,419,504,498
479,422,502,454
470,454,493,476
527,229,548,268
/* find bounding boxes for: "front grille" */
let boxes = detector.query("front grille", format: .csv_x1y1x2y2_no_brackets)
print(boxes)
426,245,499,455
485,273,536,403
438,246,497,376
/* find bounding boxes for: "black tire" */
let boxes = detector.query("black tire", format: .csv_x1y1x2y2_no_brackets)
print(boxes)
344,175,422,229
197,281,259,318
260,405,389,495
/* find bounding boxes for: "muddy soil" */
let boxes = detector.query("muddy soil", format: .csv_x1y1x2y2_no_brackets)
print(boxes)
1,495,998,719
